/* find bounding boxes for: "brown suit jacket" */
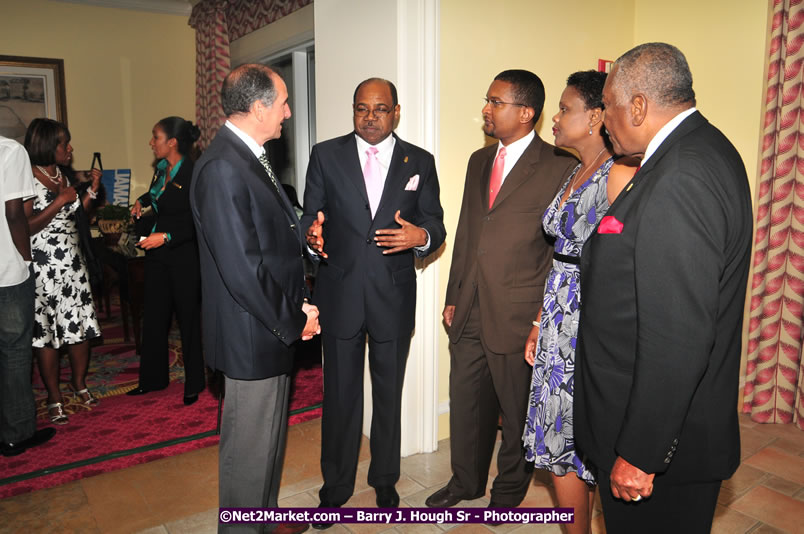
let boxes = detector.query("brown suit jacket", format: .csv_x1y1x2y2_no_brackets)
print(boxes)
445,134,577,355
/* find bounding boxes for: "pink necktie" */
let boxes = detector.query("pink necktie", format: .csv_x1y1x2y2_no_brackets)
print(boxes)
364,146,382,218
488,146,506,209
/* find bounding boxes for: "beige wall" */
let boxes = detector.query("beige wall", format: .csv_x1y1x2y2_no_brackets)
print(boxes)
436,0,769,439
314,0,398,142
0,0,195,200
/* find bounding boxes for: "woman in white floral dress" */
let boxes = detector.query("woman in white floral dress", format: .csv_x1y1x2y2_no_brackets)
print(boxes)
24,119,102,425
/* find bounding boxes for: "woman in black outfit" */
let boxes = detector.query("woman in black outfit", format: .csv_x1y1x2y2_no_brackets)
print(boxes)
127,117,204,405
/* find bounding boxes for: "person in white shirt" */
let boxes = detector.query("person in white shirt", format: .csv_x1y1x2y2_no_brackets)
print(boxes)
0,135,56,456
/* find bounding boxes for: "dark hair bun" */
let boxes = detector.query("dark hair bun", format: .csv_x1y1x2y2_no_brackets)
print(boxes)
188,122,201,143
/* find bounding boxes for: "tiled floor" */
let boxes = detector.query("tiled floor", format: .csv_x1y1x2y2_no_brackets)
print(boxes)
1,414,802,533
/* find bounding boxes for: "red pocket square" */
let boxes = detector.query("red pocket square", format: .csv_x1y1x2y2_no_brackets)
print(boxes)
598,216,624,234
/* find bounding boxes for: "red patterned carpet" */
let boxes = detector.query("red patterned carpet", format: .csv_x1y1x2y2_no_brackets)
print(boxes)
0,304,323,499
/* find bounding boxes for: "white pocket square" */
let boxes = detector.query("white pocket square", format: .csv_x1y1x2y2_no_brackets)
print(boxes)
405,174,420,191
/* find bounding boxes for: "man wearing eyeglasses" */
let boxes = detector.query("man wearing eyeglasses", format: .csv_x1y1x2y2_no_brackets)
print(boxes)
426,70,576,511
302,78,445,524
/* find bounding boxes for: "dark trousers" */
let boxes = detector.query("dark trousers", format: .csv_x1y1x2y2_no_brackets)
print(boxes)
0,269,36,444
598,473,721,533
219,374,290,534
139,254,204,396
319,330,411,506
447,298,533,506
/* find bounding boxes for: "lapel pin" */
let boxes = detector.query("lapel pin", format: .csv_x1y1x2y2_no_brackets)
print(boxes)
404,156,408,163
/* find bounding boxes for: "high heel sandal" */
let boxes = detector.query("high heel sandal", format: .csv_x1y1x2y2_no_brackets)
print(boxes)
70,386,100,406
47,402,69,425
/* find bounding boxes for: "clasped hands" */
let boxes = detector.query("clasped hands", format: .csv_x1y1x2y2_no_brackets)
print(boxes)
301,301,321,341
306,210,427,257
610,456,654,502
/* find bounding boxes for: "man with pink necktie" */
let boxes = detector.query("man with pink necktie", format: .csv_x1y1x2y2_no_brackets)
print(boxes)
426,70,576,510
302,78,445,525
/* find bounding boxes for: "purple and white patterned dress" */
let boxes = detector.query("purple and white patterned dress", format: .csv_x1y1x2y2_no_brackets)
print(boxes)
521,157,613,483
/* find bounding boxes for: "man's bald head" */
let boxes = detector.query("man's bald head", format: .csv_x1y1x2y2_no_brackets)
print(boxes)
610,42,695,110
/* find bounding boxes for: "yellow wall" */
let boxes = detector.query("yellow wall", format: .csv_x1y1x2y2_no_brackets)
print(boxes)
436,0,769,439
0,0,195,200
633,0,768,198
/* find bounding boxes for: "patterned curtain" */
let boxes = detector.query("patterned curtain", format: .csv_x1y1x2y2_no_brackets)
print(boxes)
188,0,230,150
743,0,804,428
188,0,313,149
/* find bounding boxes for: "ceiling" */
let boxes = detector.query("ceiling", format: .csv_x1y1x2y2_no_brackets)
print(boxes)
52,0,195,16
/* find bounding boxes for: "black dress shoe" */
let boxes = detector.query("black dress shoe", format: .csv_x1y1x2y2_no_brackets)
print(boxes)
310,502,338,530
183,394,198,406
126,385,167,396
425,485,479,508
1,427,57,457
486,502,509,526
375,485,399,508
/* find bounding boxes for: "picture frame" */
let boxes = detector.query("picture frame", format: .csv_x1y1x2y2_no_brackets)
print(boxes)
0,55,67,143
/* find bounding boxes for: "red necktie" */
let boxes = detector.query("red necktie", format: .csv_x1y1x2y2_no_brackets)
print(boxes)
488,146,506,209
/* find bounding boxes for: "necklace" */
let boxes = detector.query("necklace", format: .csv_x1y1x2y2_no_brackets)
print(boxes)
569,146,607,194
36,165,62,185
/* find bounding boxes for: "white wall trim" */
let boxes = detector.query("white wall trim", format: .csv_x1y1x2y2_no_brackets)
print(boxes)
234,34,314,66
396,0,441,456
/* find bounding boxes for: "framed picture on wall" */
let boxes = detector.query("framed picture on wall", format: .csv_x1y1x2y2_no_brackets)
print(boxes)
0,55,67,143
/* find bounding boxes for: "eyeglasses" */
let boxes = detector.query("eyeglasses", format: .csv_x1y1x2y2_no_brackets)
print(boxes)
354,105,392,118
483,97,526,108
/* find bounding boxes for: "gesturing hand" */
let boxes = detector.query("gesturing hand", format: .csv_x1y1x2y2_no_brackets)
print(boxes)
301,302,321,340
374,210,427,254
306,210,327,258
130,200,143,220
138,233,167,250
610,456,655,502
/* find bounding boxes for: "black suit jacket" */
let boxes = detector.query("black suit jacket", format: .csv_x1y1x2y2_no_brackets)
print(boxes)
301,132,446,341
575,111,753,482
138,159,198,264
190,126,307,380
445,135,577,354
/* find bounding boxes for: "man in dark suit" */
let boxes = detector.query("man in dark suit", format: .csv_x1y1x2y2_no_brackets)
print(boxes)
301,78,445,520
190,64,319,534
575,43,752,532
426,70,577,509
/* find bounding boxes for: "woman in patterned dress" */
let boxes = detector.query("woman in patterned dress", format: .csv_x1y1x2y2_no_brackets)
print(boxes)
521,71,636,534
23,119,102,425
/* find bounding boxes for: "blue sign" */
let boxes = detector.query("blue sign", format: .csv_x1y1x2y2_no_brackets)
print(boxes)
101,169,131,206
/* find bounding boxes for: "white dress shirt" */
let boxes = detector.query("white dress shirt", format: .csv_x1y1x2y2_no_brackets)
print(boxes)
355,133,430,251
356,133,396,188
495,130,535,186
225,120,265,158
642,107,697,165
